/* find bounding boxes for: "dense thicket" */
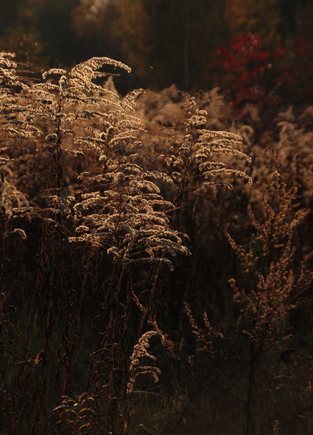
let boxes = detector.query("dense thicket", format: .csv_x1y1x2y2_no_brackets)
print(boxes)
0,47,313,434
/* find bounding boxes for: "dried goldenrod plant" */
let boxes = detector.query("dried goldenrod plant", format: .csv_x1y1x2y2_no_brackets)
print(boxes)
149,171,312,435
225,173,313,435
0,50,254,435
127,330,163,394
161,94,252,226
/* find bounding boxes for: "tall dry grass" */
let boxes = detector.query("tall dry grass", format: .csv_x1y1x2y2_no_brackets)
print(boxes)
1,52,312,435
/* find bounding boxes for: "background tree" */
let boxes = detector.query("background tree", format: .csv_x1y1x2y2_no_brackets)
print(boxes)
31,0,81,67
223,0,281,49
117,0,229,91
277,0,309,38
0,0,22,37
0,0,49,72
71,0,124,61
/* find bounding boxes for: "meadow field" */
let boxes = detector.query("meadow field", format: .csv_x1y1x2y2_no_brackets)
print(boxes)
0,50,313,435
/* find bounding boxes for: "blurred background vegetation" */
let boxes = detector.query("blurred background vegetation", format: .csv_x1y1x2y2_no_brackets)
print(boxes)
0,0,312,100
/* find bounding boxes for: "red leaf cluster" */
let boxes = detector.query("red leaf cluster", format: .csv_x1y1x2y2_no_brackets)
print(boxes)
213,34,311,123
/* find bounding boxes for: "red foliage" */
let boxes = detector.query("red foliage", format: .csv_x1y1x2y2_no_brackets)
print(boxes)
213,34,311,125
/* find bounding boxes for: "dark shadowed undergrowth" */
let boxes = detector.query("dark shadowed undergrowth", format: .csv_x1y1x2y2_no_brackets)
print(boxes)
0,51,313,435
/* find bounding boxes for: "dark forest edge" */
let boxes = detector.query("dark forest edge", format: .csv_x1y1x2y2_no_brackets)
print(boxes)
0,0,313,101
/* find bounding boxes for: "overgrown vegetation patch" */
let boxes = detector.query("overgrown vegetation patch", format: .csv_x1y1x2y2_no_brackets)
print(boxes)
0,51,313,435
